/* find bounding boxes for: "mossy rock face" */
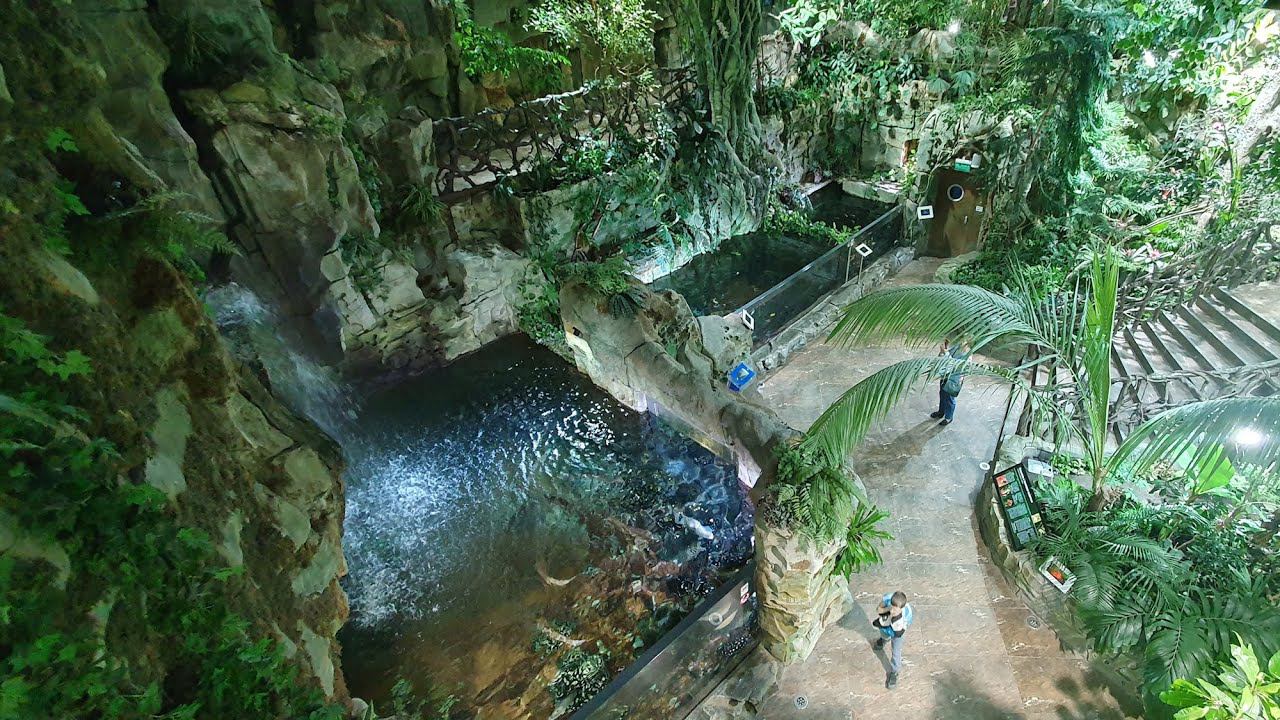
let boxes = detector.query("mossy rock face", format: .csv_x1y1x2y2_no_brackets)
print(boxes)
153,0,279,88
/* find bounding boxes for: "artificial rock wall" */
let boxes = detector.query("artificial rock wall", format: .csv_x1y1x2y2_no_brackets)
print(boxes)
0,237,352,704
10,0,774,376
2,1,568,376
559,283,791,486
558,283,858,665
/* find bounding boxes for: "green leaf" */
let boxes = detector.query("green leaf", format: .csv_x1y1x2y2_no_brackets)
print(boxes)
58,351,92,378
1161,679,1205,708
1268,650,1280,678
0,677,30,720
53,182,89,216
0,393,59,429
43,128,79,153
1233,644,1262,682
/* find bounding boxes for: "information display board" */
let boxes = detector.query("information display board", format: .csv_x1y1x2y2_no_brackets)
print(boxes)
992,463,1045,550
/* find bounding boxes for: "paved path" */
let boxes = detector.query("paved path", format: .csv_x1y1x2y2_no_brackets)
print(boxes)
696,260,1136,720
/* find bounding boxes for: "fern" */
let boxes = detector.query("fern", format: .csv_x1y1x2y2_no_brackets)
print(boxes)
763,445,864,542
830,504,892,579
397,183,445,229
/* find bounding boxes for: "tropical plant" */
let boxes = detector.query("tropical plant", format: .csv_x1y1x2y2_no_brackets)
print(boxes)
801,250,1112,497
452,0,568,94
830,503,893,578
1161,642,1280,720
526,0,658,80
760,444,865,541
0,311,347,720
397,182,446,229
804,243,1280,510
762,204,854,245
1032,479,1280,712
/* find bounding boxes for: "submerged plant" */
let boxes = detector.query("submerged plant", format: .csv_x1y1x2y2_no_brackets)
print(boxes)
390,678,460,720
547,646,612,712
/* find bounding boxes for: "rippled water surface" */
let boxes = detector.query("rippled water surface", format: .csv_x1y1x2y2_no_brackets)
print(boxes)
336,337,753,712
208,286,753,716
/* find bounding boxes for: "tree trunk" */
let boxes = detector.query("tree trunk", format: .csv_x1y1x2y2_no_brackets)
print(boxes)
682,0,764,161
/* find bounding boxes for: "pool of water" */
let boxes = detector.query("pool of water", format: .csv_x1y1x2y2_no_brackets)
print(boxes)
649,188,893,319
649,232,828,317
208,287,754,718
807,184,893,229
337,337,753,715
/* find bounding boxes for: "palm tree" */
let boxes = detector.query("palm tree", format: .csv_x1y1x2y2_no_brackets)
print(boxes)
800,248,1280,508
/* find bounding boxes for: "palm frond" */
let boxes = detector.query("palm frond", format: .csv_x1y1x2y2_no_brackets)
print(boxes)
1080,596,1148,652
1144,608,1215,694
0,393,59,428
825,284,1042,353
800,355,1032,464
1108,397,1280,479
1079,248,1120,482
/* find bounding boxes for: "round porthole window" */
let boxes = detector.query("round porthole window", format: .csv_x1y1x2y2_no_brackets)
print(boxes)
947,184,965,202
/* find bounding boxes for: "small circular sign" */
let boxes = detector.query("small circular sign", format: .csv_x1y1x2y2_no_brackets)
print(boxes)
794,696,809,709
947,184,965,202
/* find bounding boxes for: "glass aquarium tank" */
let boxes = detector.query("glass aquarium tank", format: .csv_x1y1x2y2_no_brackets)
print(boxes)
649,186,898,346
335,337,754,717
209,286,754,719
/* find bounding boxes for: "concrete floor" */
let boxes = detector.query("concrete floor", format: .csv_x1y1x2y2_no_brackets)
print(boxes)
696,260,1135,720
1235,280,1280,328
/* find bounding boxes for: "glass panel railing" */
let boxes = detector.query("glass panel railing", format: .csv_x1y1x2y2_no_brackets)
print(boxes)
570,563,758,720
735,205,903,348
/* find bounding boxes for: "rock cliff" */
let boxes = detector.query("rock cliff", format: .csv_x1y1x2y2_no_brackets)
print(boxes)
1,0,769,378
0,238,352,707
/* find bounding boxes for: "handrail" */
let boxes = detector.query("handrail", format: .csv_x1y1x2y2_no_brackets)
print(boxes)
734,204,903,316
569,561,757,719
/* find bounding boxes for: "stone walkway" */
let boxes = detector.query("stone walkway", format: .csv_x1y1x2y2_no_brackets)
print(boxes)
695,260,1137,720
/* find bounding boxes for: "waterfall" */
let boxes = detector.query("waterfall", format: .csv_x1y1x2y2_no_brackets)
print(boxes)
203,283,357,439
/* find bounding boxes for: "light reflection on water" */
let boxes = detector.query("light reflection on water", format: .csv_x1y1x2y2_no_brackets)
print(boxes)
337,337,753,710
206,284,753,714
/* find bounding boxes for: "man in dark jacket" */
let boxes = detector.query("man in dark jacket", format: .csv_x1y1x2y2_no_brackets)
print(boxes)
931,340,970,425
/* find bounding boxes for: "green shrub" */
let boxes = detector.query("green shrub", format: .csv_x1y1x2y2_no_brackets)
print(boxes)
562,256,633,297
0,312,345,719
1161,642,1280,719
452,0,567,94
397,183,445,229
830,504,893,579
1030,479,1280,710
763,205,853,245
761,444,862,542
755,83,822,116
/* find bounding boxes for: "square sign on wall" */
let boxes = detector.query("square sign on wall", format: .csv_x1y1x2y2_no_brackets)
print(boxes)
727,362,756,393
917,205,934,220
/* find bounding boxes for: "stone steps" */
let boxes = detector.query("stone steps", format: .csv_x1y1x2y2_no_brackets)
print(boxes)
1109,287,1280,443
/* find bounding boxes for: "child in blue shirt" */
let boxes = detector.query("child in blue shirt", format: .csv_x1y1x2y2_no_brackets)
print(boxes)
872,590,913,689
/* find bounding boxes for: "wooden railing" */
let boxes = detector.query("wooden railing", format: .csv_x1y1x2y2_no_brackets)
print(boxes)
432,66,706,197
1116,221,1278,323
1108,360,1280,439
